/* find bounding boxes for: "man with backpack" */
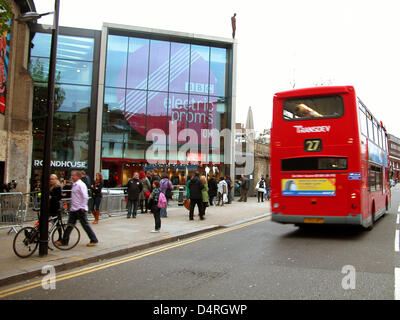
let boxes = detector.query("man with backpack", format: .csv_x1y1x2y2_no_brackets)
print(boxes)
160,173,173,218
256,175,266,203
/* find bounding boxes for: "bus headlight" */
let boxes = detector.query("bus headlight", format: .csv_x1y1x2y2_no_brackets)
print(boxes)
273,203,279,208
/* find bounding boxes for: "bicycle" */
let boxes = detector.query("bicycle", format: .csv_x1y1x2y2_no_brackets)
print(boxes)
13,209,81,258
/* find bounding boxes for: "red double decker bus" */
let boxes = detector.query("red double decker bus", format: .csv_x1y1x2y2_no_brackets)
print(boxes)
270,86,391,229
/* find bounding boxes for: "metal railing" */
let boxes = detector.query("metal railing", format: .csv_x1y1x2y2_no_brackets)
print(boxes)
0,187,187,231
0,192,27,233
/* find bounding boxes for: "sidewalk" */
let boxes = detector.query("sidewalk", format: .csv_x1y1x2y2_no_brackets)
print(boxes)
0,197,270,287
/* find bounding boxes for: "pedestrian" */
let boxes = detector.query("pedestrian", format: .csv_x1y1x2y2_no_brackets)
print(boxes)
188,171,205,220
200,175,209,218
80,170,91,195
90,172,103,224
208,175,217,206
49,174,62,242
224,175,233,204
217,177,228,206
265,174,271,201
160,172,173,218
238,174,249,202
149,180,162,232
139,171,151,213
256,176,266,202
56,170,98,247
125,172,143,218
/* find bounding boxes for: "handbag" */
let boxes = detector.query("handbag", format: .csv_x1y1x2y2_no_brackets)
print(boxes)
144,190,151,198
183,198,191,211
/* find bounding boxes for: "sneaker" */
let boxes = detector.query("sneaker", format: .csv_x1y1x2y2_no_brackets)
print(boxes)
55,240,67,246
87,242,98,247
151,229,160,233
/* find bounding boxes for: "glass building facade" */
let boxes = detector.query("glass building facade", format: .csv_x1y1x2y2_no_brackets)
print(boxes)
29,24,235,187
29,25,100,182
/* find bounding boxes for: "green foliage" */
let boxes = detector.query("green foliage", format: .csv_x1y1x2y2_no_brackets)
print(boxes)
0,0,12,35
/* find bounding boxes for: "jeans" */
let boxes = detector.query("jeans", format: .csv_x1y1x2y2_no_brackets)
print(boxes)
127,200,139,217
63,210,98,244
160,207,167,217
90,196,102,211
152,205,161,230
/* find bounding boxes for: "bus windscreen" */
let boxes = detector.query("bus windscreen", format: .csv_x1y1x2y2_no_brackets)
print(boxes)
283,95,344,120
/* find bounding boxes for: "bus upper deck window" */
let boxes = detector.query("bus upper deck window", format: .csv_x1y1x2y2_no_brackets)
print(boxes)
283,95,344,120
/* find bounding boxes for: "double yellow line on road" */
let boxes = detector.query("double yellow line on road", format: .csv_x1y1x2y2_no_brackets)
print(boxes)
0,216,270,298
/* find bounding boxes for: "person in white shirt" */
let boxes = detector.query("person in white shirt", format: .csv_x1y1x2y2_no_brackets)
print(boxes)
217,177,228,206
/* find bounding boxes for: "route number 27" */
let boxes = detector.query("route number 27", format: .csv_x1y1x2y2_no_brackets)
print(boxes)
304,139,322,152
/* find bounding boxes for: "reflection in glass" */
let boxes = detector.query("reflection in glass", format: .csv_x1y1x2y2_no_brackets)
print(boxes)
31,33,95,61
55,84,92,113
105,35,128,88
210,47,228,97
190,45,210,93
54,112,89,139
147,91,168,134
126,37,149,90
148,40,170,91
29,57,93,85
169,42,190,93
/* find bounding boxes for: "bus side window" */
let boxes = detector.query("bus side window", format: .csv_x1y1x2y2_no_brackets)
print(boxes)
367,116,374,141
358,108,368,137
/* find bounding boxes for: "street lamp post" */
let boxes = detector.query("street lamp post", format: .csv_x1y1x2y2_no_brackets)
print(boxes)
38,0,60,256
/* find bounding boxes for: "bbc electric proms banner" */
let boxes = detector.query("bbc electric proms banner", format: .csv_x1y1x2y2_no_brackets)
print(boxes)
116,42,217,142
0,20,10,114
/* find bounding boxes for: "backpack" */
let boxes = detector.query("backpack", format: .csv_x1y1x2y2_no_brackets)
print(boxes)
259,180,265,189
157,192,167,208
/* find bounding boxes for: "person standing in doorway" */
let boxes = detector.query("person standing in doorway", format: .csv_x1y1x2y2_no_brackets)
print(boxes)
56,170,98,247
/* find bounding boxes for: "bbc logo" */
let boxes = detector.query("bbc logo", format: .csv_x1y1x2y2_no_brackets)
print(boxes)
185,82,215,94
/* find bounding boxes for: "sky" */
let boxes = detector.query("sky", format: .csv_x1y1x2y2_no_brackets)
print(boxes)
34,0,400,137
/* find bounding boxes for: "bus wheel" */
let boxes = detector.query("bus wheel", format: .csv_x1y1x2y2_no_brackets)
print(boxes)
366,204,375,231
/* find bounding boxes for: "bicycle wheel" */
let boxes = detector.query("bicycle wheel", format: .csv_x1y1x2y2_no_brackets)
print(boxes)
51,223,80,250
13,226,39,258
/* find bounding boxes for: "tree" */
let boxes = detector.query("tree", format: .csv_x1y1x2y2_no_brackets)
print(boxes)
0,0,12,35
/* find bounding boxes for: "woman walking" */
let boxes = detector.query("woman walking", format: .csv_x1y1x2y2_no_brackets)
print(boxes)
90,172,103,224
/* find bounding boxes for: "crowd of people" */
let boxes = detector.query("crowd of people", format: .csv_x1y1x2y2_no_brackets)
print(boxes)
30,169,270,246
